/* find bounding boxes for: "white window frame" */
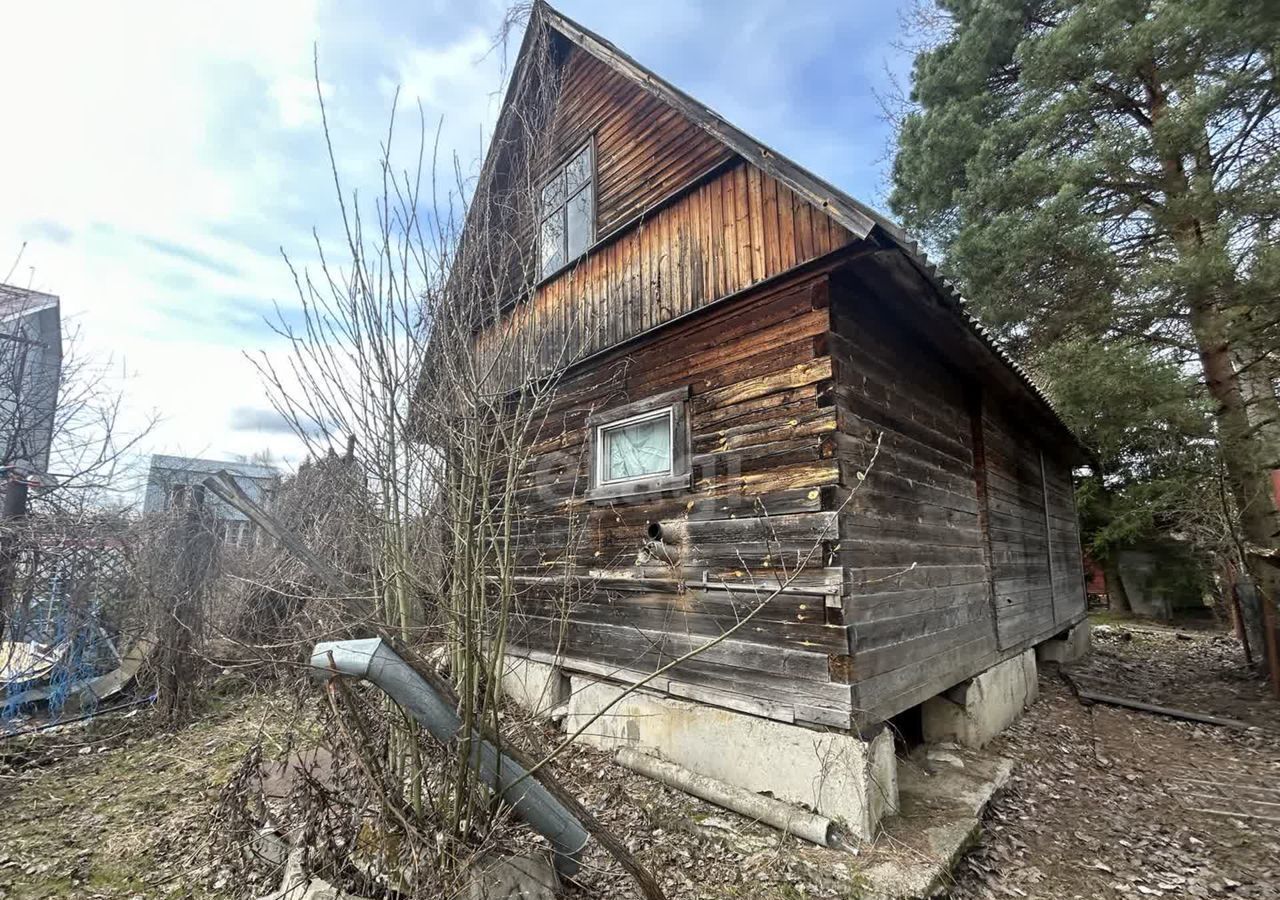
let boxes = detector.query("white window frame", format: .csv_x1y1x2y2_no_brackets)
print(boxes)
585,386,692,502
595,407,675,487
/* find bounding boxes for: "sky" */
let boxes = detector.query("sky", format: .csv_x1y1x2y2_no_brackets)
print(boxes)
0,0,915,497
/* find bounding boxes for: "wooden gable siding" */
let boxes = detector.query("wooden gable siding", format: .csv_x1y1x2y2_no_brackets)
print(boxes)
828,284,998,724
481,44,855,371
507,270,856,727
497,158,854,371
550,45,729,235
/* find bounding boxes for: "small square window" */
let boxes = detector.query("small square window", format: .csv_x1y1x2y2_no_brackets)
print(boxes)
599,410,673,485
587,388,691,501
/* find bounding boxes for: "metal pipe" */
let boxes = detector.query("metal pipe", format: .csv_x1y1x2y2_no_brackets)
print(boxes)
310,637,590,875
615,748,841,848
646,520,686,545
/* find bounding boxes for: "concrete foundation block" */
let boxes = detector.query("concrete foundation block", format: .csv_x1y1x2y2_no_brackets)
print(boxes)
1035,620,1091,665
562,675,898,841
500,656,569,719
921,649,1038,749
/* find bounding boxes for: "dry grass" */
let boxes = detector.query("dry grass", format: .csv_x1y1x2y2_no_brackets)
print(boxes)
0,690,304,900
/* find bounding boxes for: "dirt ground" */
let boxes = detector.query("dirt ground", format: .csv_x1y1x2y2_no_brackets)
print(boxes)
949,623,1280,900
0,622,1277,899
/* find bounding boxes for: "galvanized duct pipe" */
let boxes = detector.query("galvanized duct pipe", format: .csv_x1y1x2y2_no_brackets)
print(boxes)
616,748,841,848
310,637,590,875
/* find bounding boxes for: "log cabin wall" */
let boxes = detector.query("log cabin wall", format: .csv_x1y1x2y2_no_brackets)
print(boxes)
1044,452,1087,625
508,268,857,727
480,39,865,728
982,402,1054,649
478,31,1086,732
982,401,1086,649
829,274,1087,726
829,282,999,725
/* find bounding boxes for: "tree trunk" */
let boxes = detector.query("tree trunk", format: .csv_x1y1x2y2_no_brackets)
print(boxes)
1237,350,1280,471
1142,64,1280,599
1188,297,1280,598
1103,556,1132,614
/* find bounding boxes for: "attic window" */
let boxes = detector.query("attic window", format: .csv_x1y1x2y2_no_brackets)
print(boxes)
539,141,594,278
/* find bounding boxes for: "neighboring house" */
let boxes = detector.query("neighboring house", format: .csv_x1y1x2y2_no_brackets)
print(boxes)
456,4,1089,838
143,455,279,548
0,284,62,480
1114,544,1210,620
1084,554,1108,602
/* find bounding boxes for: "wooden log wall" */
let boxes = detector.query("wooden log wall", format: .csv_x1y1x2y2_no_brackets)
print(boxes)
1042,446,1087,626
981,403,1086,649
475,35,1087,730
507,270,857,727
982,402,1049,648
829,288,1000,725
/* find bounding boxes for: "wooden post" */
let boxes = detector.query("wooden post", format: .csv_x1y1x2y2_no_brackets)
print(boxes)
1260,585,1280,700
0,470,30,637
1237,576,1267,675
200,471,347,596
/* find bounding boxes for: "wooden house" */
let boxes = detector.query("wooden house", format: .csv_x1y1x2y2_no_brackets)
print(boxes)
467,4,1088,750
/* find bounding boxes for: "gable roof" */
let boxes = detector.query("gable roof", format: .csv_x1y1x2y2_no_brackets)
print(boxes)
484,2,1077,446
147,454,280,481
0,284,60,323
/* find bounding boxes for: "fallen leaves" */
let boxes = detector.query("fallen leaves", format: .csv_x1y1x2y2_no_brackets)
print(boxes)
949,624,1280,899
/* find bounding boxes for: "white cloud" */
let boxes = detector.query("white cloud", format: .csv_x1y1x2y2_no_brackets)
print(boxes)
0,0,492,495
270,75,334,130
370,27,506,185
0,0,907,505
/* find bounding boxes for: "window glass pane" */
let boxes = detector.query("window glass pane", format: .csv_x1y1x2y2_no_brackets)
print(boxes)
603,414,671,482
566,183,593,260
565,144,592,192
540,171,565,215
540,213,564,277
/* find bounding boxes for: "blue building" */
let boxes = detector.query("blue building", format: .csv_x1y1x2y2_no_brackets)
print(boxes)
0,284,62,482
143,454,280,548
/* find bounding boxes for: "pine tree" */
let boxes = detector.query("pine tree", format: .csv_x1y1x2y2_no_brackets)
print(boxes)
890,0,1280,589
